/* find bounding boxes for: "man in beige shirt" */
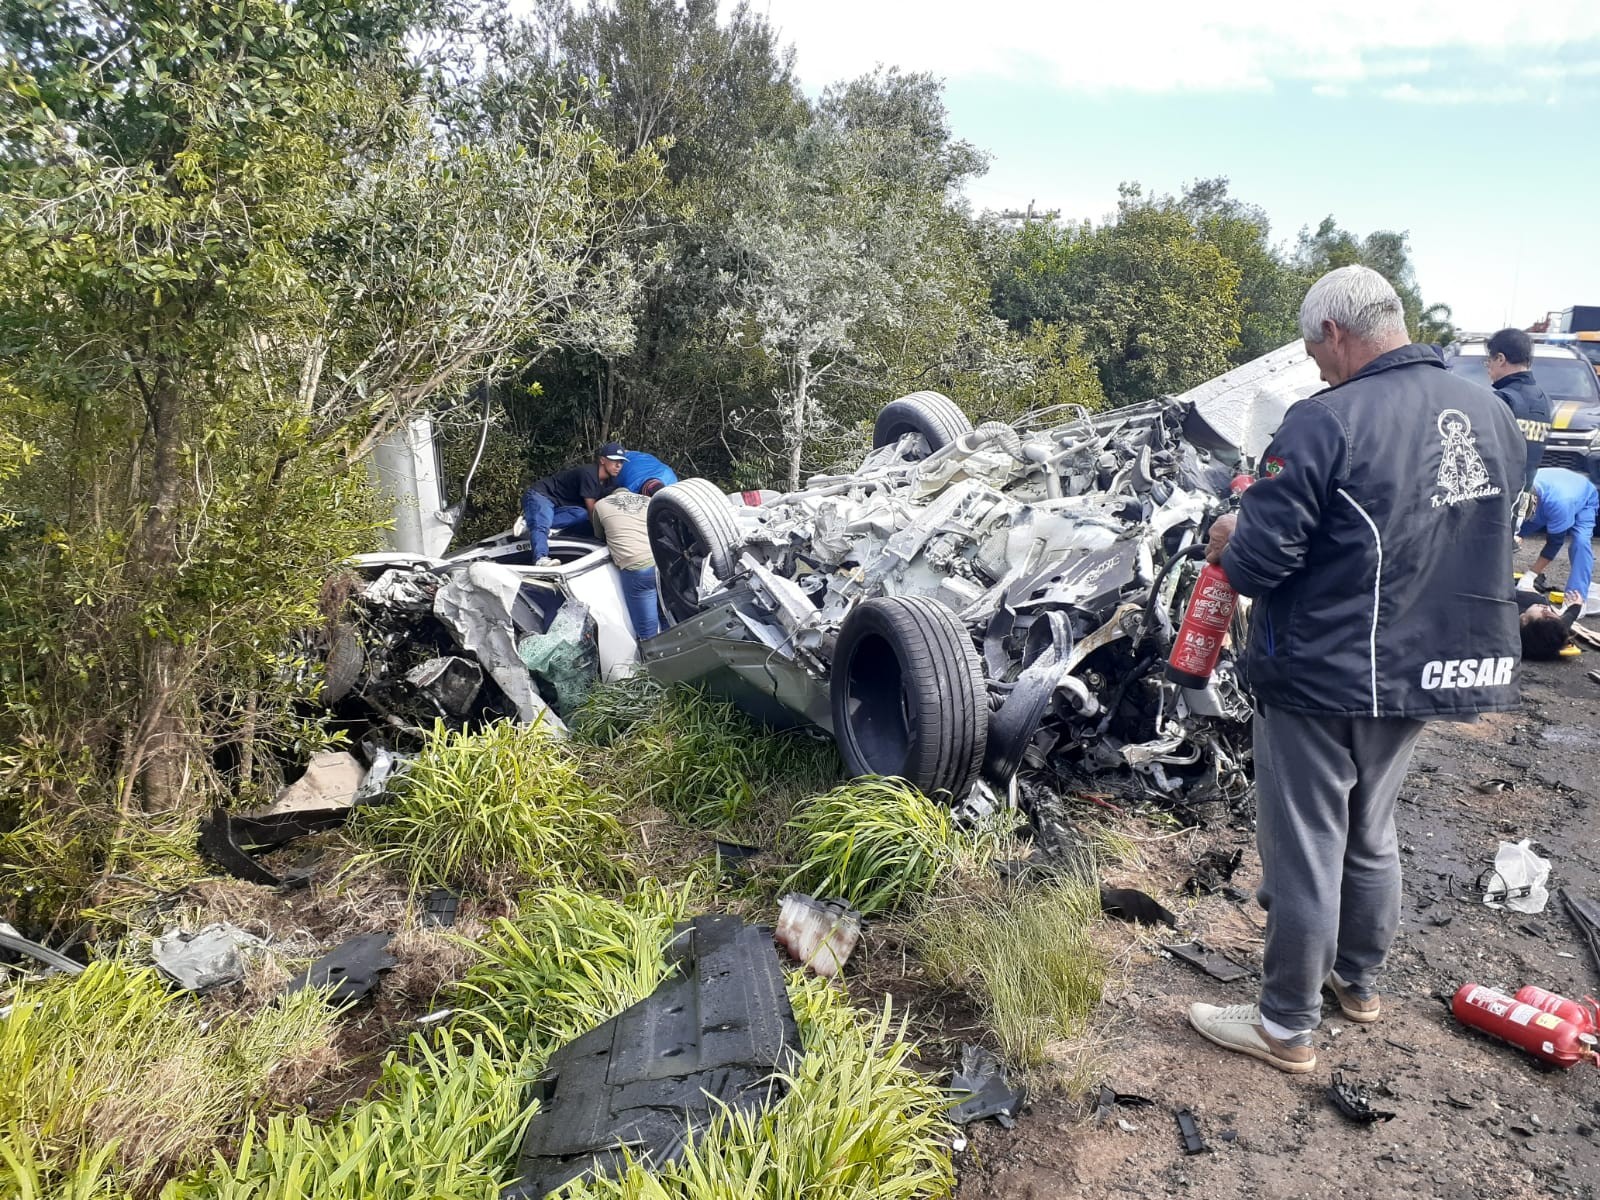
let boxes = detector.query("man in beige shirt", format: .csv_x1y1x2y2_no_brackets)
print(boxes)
592,488,659,639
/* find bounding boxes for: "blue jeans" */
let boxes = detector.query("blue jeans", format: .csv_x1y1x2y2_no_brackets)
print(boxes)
521,490,589,559
619,565,660,640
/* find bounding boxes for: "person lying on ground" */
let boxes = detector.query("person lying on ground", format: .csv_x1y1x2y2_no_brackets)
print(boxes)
616,449,678,495
591,488,660,640
520,442,626,566
1517,465,1597,614
1190,265,1524,1074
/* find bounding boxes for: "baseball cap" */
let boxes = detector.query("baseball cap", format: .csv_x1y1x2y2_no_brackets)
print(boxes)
598,441,627,462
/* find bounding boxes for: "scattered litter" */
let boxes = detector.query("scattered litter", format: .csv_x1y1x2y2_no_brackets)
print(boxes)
1116,1118,1140,1133
283,932,397,1005
0,921,83,977
152,924,264,991
1161,940,1251,983
421,888,459,929
1518,920,1548,939
354,746,409,802
1182,848,1243,896
1480,840,1551,914
1587,669,1600,687
270,750,365,813
1560,888,1600,975
950,1133,968,1153
773,894,862,979
416,1008,454,1027
505,915,800,1198
1100,886,1177,928
1095,1084,1156,1126
1174,1107,1209,1155
1219,1129,1238,1144
948,1044,1027,1128
1473,778,1515,794
1326,1072,1396,1124
1571,622,1600,651
1443,1094,1474,1110
1383,1037,1419,1057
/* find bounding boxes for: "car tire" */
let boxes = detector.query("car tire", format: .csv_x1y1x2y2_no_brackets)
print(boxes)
830,595,988,799
872,391,974,457
646,479,742,626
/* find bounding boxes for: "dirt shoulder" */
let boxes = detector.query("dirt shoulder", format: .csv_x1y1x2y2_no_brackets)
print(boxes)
954,654,1600,1200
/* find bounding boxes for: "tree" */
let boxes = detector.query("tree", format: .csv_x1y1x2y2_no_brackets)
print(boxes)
0,0,657,889
1294,216,1449,341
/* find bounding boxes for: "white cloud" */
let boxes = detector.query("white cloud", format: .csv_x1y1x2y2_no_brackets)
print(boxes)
1381,83,1529,104
739,0,1600,101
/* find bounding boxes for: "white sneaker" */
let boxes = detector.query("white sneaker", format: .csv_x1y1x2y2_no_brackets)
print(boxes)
534,555,559,567
1187,1002,1318,1073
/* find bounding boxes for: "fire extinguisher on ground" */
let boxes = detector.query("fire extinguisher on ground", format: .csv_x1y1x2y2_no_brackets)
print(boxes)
1165,475,1255,690
1452,983,1600,1068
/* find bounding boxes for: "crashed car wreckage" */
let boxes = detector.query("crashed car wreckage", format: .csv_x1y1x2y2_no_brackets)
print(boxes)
338,342,1324,821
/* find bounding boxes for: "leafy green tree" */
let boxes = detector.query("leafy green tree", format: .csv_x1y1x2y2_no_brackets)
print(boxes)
1175,178,1303,362
0,0,656,876
1294,216,1450,341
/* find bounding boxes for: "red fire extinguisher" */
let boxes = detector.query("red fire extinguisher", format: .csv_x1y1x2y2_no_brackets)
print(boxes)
1165,478,1254,690
1515,985,1599,1036
1452,983,1600,1069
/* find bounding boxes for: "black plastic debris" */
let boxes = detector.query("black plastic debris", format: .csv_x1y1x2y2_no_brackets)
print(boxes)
1561,888,1600,975
1326,1072,1396,1124
1162,940,1251,983
0,921,84,977
197,805,352,888
949,1044,1027,1128
1174,1107,1210,1155
421,888,459,929
406,655,484,718
1094,1084,1156,1125
1473,778,1515,794
713,840,762,880
505,915,800,1199
1183,848,1244,896
1100,887,1178,929
283,932,396,1005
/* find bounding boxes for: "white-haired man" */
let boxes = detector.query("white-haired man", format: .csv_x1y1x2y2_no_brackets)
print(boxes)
1190,265,1525,1071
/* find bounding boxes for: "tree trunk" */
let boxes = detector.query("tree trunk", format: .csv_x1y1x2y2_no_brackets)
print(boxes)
787,365,808,492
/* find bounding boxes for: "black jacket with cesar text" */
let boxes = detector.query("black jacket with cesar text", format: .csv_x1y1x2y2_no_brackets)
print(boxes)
1220,345,1525,719
1493,370,1552,491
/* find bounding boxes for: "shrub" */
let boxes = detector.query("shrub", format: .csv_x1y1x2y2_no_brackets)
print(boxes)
911,876,1106,1069
575,678,837,828
558,975,954,1200
350,721,628,897
784,778,995,915
0,962,340,1198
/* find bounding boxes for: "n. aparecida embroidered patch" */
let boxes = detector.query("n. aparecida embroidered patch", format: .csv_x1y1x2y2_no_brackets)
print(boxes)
1432,408,1501,508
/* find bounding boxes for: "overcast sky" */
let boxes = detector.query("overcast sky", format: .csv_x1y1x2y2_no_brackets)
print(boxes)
741,0,1600,332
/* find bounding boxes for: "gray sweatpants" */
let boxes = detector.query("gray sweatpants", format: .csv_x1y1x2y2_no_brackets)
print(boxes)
1254,705,1425,1034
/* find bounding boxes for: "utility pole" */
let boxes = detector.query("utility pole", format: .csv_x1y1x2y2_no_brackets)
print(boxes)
993,199,1061,224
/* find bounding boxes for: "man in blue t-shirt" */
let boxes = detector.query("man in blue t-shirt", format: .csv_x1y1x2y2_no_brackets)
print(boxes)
520,442,626,566
616,450,679,495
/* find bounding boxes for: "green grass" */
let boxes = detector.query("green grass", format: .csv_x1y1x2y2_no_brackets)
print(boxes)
349,720,629,898
169,1031,536,1200
784,778,999,916
574,678,838,829
451,882,691,1059
556,975,954,1200
173,884,692,1200
911,876,1107,1070
0,962,341,1199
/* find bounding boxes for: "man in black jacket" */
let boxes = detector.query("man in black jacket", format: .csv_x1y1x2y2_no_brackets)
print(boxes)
1485,327,1551,493
1187,265,1525,1073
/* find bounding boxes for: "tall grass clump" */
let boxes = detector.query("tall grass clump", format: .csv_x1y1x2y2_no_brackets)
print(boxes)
452,882,690,1059
785,777,998,915
558,975,954,1200
911,876,1106,1069
0,962,340,1198
574,677,837,828
169,1031,533,1200
174,884,691,1200
350,721,628,897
